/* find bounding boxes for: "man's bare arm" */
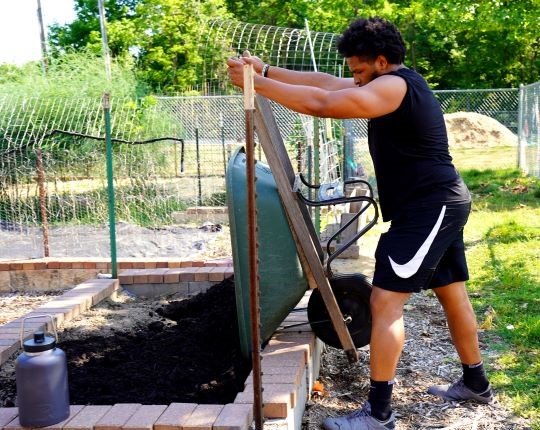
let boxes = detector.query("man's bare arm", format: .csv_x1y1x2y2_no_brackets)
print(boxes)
227,56,406,119
234,56,355,91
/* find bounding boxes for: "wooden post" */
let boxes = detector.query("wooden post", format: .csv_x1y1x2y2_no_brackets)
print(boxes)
35,148,50,257
254,95,359,362
244,57,264,430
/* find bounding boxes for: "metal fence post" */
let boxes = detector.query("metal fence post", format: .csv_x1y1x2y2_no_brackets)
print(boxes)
103,93,118,278
195,126,202,206
220,113,227,175
518,84,524,171
313,117,320,238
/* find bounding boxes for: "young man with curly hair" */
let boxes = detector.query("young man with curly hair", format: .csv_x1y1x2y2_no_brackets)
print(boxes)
227,17,493,430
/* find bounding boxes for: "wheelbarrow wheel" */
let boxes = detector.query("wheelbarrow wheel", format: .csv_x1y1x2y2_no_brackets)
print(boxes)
307,273,372,349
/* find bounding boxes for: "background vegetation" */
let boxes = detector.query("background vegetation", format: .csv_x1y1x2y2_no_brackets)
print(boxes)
1,0,538,93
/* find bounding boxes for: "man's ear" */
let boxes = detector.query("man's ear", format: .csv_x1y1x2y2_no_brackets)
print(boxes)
376,55,389,70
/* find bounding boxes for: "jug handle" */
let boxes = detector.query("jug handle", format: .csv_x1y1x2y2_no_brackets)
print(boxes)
20,314,58,346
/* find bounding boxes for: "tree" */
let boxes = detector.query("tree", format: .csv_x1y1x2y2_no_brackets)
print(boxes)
48,0,539,91
48,0,231,92
132,0,231,92
48,0,139,57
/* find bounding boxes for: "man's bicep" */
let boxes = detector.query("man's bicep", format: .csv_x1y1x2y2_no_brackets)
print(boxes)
322,87,400,119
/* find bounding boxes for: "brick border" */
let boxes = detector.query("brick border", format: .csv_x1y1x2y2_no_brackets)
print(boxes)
0,258,233,273
0,274,321,430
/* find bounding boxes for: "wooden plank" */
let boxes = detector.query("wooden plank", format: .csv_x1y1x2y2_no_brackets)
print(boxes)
254,95,358,362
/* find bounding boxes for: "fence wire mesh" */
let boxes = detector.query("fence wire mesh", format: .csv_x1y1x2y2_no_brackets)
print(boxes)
519,82,540,178
199,20,347,94
0,84,530,259
0,94,346,258
434,88,519,133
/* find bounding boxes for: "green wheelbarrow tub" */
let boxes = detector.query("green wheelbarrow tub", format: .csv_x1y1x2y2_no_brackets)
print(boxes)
226,147,309,358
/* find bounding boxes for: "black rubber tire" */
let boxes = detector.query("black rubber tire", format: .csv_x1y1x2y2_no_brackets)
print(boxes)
307,273,372,349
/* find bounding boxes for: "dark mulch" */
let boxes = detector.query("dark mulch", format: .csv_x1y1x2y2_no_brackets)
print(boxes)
0,277,251,406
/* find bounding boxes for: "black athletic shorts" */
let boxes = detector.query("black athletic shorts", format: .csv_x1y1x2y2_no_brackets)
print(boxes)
372,202,471,293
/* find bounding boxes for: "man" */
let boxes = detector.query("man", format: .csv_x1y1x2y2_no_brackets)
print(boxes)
227,17,493,430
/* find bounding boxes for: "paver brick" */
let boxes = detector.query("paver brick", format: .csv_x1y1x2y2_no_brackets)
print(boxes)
47,261,61,269
178,268,198,282
153,403,197,430
181,405,223,430
193,268,209,282
1,406,82,430
244,366,303,387
35,305,78,321
208,268,225,282
3,415,25,429
122,405,168,430
40,405,85,430
234,383,296,418
262,342,311,363
259,350,306,368
0,408,18,429
191,261,205,267
162,269,182,284
213,404,253,430
94,404,142,430
63,405,112,430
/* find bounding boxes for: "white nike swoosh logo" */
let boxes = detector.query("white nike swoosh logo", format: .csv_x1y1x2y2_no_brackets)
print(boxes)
389,205,446,279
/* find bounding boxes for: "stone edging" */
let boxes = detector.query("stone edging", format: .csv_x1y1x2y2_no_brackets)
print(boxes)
0,275,321,430
0,259,233,293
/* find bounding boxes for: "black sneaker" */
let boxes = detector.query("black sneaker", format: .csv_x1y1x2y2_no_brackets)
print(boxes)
428,378,493,404
322,402,395,430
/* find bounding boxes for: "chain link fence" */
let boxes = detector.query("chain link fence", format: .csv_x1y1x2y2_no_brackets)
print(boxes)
0,85,531,259
518,82,540,178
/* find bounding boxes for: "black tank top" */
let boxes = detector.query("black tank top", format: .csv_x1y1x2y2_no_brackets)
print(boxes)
368,68,470,221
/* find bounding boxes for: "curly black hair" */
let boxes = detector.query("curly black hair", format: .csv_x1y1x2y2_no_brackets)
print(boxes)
337,17,406,64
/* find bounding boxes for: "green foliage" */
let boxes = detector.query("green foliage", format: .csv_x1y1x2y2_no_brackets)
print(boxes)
48,0,140,57
0,182,188,227
41,0,540,91
462,168,540,424
0,50,138,99
47,0,231,93
202,191,227,206
222,0,539,89
461,168,540,210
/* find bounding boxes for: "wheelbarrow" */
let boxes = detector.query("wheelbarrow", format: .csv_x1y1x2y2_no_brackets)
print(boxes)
227,142,379,358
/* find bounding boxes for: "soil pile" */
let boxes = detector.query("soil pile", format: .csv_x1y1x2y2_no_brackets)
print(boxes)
445,112,518,148
0,276,251,406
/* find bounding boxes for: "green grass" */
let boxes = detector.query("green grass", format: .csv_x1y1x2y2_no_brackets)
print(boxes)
451,145,518,170
462,168,540,426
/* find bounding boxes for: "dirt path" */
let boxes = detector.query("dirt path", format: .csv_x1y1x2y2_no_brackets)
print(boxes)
302,290,530,429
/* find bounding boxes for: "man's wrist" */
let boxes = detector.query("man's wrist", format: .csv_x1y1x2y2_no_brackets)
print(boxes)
262,63,271,77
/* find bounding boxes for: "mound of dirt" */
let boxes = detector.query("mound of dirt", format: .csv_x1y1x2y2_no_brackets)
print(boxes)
444,112,518,148
0,277,251,407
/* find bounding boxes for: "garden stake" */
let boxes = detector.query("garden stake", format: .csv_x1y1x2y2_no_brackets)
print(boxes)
35,148,50,257
195,126,202,206
220,113,227,175
103,92,118,279
243,52,264,430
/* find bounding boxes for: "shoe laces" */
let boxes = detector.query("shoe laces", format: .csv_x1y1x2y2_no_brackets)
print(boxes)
348,403,372,419
452,377,466,389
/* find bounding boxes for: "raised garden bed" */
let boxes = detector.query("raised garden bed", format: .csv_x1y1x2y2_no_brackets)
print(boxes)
0,277,251,407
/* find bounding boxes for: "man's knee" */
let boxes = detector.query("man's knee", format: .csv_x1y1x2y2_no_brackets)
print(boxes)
370,286,410,318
